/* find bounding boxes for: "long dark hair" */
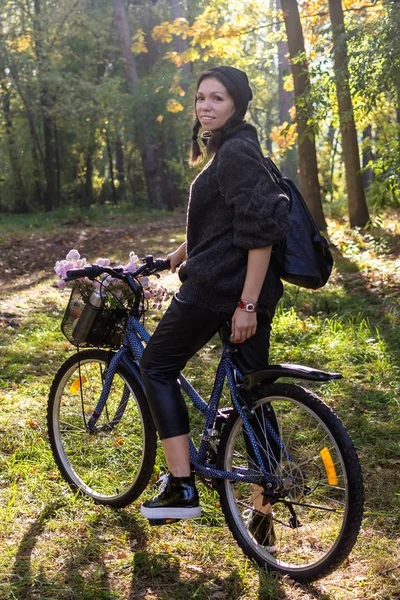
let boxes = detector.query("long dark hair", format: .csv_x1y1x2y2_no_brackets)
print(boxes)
189,70,246,166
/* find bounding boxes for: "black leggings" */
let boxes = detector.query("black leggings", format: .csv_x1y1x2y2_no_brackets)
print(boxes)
140,295,272,440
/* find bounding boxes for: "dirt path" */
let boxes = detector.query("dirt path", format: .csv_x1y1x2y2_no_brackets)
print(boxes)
0,216,186,294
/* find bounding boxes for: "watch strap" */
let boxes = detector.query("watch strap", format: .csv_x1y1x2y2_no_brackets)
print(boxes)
238,299,258,313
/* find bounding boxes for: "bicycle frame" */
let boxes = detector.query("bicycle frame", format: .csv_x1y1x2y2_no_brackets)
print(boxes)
85,314,281,488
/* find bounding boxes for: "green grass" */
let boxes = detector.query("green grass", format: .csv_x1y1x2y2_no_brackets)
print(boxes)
0,214,399,599
0,202,184,238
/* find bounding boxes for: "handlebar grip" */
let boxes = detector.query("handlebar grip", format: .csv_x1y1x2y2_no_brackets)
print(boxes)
65,265,102,281
153,258,171,271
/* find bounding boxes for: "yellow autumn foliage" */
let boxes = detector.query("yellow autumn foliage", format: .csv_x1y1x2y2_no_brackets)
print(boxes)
169,74,185,97
269,122,298,158
16,35,32,52
165,51,184,67
167,99,185,113
132,41,148,54
132,28,148,54
182,47,201,63
283,74,294,92
172,17,190,39
152,22,174,43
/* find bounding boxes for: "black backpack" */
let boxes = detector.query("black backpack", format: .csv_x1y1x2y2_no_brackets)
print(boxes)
245,139,333,289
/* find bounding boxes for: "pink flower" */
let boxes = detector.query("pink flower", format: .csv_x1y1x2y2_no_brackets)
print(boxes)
129,252,138,263
124,261,138,273
94,258,111,267
66,249,80,261
54,248,169,309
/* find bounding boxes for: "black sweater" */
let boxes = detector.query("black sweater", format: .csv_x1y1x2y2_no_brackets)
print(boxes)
179,122,290,314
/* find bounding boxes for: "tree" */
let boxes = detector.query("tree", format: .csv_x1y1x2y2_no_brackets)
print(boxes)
113,0,167,209
280,0,327,230
33,0,59,211
276,0,298,183
170,0,191,91
1,83,27,211
328,0,370,227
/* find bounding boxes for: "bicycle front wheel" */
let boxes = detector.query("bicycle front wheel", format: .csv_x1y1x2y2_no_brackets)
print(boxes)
217,383,364,581
48,349,157,507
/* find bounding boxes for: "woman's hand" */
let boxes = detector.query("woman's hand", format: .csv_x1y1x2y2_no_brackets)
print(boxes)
167,241,187,273
231,307,257,343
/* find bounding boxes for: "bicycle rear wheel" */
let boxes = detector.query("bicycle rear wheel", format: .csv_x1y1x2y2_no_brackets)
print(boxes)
217,383,364,581
48,349,157,507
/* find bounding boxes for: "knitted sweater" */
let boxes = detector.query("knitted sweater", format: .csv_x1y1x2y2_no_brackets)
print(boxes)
178,122,290,314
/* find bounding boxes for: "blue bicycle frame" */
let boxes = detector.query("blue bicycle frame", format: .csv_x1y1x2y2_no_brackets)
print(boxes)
85,314,283,488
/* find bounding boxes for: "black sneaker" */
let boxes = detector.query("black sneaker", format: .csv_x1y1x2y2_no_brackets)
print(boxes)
243,509,277,553
140,473,201,520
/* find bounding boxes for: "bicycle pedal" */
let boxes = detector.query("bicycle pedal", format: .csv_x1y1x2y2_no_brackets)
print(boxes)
148,518,181,526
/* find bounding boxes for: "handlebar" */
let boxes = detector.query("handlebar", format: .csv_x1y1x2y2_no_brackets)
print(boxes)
65,255,171,282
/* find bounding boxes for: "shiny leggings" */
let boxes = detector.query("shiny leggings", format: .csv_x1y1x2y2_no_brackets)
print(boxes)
139,295,272,440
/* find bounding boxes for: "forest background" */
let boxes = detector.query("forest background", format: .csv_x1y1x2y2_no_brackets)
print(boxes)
0,0,399,226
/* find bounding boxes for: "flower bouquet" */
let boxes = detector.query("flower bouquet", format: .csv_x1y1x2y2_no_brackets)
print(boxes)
54,249,170,348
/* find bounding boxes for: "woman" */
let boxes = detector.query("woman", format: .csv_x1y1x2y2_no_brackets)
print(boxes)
140,66,289,525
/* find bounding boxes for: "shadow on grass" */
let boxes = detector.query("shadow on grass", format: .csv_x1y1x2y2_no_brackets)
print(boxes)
332,247,399,358
9,503,147,600
8,502,248,600
8,500,346,600
130,551,247,599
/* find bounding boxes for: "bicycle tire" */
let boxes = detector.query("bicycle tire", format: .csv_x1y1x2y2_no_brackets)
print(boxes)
47,349,157,507
216,383,364,581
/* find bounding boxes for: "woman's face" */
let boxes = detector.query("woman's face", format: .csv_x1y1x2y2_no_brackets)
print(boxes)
196,77,236,131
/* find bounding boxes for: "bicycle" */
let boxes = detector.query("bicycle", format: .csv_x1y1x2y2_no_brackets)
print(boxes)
47,255,364,582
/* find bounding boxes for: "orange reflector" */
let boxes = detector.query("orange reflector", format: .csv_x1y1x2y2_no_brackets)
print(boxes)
69,375,87,394
320,447,338,485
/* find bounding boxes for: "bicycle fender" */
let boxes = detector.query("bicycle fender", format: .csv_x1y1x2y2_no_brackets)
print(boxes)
241,364,342,390
119,354,146,394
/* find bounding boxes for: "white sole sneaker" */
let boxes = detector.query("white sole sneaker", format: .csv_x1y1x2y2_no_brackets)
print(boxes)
140,505,202,519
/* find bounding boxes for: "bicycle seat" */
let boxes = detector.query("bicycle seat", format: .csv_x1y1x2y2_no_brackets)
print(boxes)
241,364,343,390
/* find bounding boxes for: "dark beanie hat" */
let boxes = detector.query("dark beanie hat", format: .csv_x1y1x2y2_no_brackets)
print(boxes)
208,66,253,114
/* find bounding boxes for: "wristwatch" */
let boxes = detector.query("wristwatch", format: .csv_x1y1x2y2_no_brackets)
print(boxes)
238,299,258,313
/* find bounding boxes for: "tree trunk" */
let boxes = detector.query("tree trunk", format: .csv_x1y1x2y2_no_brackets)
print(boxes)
84,119,96,206
28,118,44,207
54,119,61,207
2,86,27,212
106,128,117,204
33,0,58,211
362,125,374,190
170,0,191,90
115,136,126,201
280,0,327,230
113,0,165,208
276,0,298,183
328,0,369,227
397,84,400,163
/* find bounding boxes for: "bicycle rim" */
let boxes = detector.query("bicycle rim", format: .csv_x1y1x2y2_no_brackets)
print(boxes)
48,350,156,506
218,384,363,580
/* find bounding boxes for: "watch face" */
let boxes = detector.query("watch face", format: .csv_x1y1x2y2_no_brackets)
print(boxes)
239,300,257,312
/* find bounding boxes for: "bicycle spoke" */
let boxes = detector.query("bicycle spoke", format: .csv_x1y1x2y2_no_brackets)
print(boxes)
217,384,363,580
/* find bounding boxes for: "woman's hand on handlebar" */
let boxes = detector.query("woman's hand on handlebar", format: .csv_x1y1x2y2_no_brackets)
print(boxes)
167,241,187,274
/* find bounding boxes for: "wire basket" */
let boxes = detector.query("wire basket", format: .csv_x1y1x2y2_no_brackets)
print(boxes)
61,284,130,348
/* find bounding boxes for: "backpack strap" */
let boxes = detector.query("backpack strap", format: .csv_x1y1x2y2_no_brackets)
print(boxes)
240,136,283,187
